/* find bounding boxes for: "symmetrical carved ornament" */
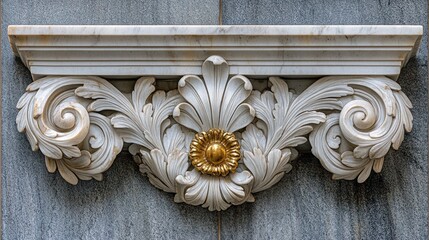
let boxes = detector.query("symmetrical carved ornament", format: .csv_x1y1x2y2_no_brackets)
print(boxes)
16,55,413,211
10,25,422,211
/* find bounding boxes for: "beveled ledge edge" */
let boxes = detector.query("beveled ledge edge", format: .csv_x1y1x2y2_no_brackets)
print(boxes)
8,25,423,80
9,25,421,211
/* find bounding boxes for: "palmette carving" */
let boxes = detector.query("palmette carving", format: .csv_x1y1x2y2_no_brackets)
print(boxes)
16,56,412,210
171,56,256,210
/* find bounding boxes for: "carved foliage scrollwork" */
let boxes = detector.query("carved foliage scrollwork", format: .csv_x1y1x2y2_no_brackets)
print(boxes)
16,55,413,210
172,56,255,211
309,77,412,182
75,76,189,193
17,76,123,184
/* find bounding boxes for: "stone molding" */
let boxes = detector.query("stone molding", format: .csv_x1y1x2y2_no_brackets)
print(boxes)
9,25,422,80
9,25,422,211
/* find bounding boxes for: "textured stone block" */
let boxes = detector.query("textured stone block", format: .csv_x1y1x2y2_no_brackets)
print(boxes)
2,0,427,239
2,0,219,239
221,0,427,239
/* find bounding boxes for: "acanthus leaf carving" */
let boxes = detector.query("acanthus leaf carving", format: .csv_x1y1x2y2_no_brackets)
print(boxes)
309,76,413,183
17,76,123,184
172,56,256,210
76,76,189,193
16,56,413,209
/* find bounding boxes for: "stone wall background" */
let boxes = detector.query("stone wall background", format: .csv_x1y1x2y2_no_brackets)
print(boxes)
2,0,427,239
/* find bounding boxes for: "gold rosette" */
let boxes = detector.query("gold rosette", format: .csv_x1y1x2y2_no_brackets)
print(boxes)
189,128,241,176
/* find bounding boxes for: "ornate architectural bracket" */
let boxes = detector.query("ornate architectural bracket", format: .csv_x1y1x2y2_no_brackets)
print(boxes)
9,25,422,211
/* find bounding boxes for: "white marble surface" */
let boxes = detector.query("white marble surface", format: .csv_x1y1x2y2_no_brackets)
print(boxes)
7,25,424,35
8,24,422,211
3,0,427,239
8,25,422,80
14,54,414,211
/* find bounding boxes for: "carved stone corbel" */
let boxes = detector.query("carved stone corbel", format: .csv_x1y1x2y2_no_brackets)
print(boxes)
10,25,421,211
16,56,413,210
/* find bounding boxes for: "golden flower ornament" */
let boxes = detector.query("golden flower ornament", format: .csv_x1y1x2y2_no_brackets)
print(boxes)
15,50,414,212
190,128,240,176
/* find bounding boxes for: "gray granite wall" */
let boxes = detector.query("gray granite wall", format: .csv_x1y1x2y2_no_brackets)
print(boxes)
2,1,427,239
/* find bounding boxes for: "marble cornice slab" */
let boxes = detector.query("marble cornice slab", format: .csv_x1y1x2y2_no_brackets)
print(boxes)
8,25,422,80
9,25,422,211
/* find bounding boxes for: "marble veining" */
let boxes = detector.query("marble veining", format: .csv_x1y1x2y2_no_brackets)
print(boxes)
3,1,427,239
8,25,422,80
8,25,421,211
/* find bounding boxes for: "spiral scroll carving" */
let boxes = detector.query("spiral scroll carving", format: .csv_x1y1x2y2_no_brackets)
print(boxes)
17,76,123,184
309,76,412,182
16,56,413,210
